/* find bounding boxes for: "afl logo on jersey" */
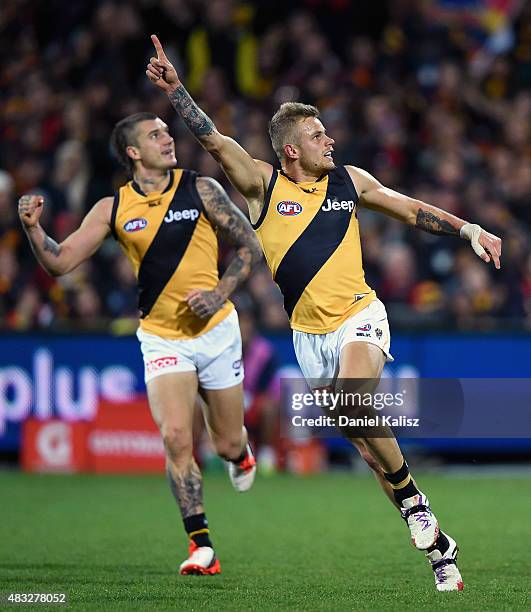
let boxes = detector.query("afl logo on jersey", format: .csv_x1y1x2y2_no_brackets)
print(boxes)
124,218,148,232
277,201,303,216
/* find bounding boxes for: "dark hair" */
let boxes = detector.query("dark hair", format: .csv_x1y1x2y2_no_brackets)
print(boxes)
110,112,158,174
268,102,320,161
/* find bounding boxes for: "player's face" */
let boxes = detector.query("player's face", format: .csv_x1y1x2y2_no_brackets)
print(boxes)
131,119,177,170
294,118,335,173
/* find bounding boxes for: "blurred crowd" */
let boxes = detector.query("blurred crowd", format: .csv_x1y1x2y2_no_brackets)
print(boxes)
1,0,530,333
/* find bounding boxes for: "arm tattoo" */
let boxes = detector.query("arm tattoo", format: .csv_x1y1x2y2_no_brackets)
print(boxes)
218,252,251,298
43,236,61,256
196,177,262,294
167,463,203,518
168,84,215,139
415,209,460,236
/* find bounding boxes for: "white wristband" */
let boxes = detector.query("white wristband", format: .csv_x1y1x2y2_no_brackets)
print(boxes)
459,223,486,258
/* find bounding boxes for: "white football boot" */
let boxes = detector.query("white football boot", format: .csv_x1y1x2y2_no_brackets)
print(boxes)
227,444,256,492
426,532,464,591
179,541,221,575
401,493,439,549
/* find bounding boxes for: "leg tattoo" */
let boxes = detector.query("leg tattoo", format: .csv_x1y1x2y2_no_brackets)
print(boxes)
167,460,204,518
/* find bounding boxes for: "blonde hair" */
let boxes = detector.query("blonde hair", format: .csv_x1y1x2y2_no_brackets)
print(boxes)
268,102,320,160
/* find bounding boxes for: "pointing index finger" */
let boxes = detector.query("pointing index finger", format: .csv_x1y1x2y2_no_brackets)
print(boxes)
151,34,167,61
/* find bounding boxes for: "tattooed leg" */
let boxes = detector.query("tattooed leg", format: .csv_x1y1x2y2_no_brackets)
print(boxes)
167,453,215,551
146,373,215,552
166,459,204,518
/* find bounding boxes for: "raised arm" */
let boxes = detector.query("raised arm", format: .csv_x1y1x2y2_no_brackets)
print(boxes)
18,194,113,276
146,35,271,212
346,165,502,269
185,177,262,319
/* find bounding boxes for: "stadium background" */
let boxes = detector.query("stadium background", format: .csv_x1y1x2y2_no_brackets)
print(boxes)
1,1,530,609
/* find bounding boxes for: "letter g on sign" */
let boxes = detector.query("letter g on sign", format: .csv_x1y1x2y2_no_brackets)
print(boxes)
37,422,72,467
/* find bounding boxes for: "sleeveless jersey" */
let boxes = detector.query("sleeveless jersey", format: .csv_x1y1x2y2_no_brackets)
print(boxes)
111,169,233,339
252,166,375,334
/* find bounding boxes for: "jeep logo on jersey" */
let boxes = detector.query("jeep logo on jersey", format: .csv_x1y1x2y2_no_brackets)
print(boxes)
277,201,303,216
164,209,200,223
321,198,356,213
124,217,148,232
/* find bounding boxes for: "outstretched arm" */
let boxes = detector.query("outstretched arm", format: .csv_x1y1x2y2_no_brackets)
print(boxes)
186,177,262,318
347,166,502,269
146,35,270,208
18,195,113,276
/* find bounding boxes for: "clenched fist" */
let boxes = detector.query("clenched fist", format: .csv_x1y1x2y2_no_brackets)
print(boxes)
18,194,44,229
186,288,226,318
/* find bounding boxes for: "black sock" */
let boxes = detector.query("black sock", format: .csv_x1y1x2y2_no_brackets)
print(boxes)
384,461,421,506
428,532,450,556
183,513,213,548
230,445,248,464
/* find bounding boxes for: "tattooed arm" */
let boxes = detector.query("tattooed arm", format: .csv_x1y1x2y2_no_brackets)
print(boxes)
346,165,502,269
145,35,271,223
18,194,113,276
185,177,262,319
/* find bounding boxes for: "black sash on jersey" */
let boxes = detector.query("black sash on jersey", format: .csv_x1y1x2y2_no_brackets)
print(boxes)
137,170,203,317
274,166,358,318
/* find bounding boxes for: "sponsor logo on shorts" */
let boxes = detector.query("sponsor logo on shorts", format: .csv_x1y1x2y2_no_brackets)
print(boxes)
357,323,371,332
164,208,200,223
277,201,303,216
356,332,370,337
146,356,178,373
124,217,148,232
375,328,383,340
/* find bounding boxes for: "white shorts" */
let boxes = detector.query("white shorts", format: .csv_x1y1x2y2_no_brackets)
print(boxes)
136,309,244,389
293,298,393,386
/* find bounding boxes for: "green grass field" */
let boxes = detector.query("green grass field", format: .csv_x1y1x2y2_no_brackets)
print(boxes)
1,471,530,611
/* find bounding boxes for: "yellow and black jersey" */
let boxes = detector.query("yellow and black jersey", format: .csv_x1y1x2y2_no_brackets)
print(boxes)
111,168,233,339
252,166,375,334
